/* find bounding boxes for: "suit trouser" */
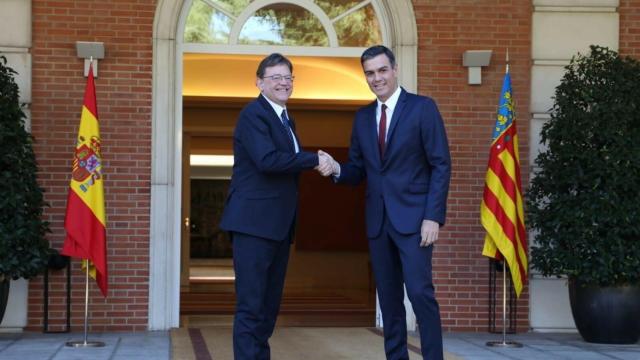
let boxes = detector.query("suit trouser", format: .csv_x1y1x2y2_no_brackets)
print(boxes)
369,213,444,360
231,232,291,360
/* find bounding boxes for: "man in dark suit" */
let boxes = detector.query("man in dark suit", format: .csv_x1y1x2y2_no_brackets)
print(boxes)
318,45,451,360
220,53,331,360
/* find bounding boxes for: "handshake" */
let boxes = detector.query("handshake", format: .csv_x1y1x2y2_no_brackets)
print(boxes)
315,150,340,177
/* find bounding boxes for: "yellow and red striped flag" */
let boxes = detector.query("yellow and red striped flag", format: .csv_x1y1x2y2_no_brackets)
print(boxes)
480,69,528,297
62,64,108,296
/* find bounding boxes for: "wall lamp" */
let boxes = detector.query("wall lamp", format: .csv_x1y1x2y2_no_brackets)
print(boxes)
76,41,104,77
462,50,492,85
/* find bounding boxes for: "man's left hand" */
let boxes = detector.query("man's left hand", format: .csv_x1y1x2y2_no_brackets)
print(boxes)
420,220,439,247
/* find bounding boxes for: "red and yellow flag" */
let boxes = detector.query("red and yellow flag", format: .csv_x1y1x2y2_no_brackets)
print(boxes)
62,65,108,297
480,69,528,297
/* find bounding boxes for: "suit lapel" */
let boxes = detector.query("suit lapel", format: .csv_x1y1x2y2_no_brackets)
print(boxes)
362,102,382,166
384,89,408,159
288,115,303,150
258,94,295,152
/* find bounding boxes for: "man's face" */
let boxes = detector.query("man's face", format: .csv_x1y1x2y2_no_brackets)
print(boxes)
257,64,293,106
362,54,398,102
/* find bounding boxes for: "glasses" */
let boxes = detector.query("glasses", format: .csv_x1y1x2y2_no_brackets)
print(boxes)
262,74,295,82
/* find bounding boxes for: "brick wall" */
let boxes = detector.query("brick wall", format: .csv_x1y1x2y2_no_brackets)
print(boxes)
413,0,532,332
620,0,640,58
26,0,640,333
29,0,154,331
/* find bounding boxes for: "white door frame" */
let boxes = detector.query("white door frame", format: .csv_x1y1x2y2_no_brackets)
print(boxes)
149,0,418,330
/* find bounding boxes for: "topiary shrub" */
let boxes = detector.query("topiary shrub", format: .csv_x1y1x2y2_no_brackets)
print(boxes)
527,45,640,286
0,55,50,282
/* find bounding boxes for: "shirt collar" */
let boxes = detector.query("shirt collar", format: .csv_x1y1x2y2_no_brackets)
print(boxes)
377,86,401,112
262,93,286,119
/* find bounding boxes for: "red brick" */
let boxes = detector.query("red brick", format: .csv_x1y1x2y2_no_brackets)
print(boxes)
29,0,639,333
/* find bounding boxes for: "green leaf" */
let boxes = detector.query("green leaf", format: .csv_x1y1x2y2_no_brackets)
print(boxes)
0,55,50,280
527,46,640,287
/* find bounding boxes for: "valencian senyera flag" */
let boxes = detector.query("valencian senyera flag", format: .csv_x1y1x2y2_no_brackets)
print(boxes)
480,68,528,297
62,64,108,297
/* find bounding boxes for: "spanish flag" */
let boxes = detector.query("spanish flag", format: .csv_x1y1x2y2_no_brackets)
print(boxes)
62,64,108,297
480,69,528,297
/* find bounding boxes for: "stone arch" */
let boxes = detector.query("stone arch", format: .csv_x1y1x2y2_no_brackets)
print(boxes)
149,0,418,330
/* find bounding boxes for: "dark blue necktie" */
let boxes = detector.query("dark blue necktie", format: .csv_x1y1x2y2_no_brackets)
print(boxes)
281,110,296,149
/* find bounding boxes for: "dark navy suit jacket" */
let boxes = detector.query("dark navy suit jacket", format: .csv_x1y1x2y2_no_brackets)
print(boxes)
220,94,318,241
337,88,451,238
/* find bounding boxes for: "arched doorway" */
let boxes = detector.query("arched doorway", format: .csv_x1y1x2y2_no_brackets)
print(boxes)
150,0,417,330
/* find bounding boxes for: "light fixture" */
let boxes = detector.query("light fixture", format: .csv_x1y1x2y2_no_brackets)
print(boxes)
190,155,234,167
75,41,105,77
462,50,492,85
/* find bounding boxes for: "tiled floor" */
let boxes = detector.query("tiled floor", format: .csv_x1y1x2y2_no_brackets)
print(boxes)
443,332,640,360
0,331,170,360
0,329,638,359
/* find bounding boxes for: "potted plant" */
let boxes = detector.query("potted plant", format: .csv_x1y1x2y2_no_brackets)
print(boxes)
0,56,51,324
527,45,640,344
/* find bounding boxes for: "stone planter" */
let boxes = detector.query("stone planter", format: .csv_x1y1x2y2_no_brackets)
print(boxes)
0,279,28,332
0,278,9,324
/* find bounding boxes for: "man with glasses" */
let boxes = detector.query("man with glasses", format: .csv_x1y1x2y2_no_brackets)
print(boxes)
220,53,332,360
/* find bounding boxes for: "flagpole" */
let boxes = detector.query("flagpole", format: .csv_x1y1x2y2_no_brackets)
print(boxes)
486,261,522,348
506,49,510,74
486,49,521,348
83,261,90,344
65,260,105,348
66,58,105,348
65,259,104,348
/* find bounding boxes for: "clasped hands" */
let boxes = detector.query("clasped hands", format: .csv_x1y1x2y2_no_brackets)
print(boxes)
315,150,339,177
314,151,439,247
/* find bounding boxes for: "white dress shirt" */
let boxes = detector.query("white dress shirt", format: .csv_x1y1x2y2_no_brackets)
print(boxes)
262,94,299,153
376,86,402,142
334,86,402,178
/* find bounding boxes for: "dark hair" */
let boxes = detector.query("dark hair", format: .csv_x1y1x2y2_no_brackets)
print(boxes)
360,45,396,67
256,53,293,78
